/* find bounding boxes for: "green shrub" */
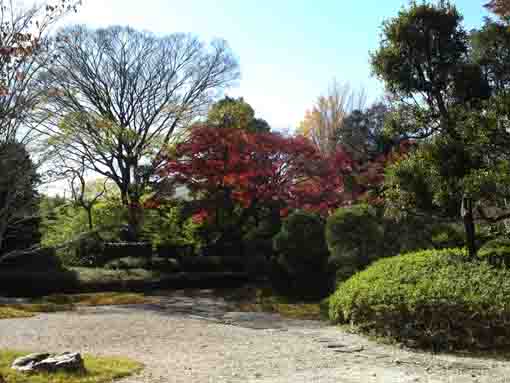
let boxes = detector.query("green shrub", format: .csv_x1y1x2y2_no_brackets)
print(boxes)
105,257,150,270
329,248,510,351
272,211,333,300
478,237,510,268
73,233,105,267
0,247,62,271
149,257,180,272
103,242,152,264
326,204,384,281
430,224,465,249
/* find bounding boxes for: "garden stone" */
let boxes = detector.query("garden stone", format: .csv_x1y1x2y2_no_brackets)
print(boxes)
11,352,85,373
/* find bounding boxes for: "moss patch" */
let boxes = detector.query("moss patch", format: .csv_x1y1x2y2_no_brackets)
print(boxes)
0,350,143,383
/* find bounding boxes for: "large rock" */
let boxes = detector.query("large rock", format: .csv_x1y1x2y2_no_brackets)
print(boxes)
11,352,85,373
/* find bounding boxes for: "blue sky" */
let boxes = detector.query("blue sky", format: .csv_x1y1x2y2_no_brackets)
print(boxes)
62,0,490,132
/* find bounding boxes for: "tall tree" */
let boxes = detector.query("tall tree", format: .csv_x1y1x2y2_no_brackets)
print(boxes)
41,25,239,236
297,80,366,155
371,0,492,258
206,96,270,132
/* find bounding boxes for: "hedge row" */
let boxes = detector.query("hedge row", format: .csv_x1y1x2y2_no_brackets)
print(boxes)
329,248,510,351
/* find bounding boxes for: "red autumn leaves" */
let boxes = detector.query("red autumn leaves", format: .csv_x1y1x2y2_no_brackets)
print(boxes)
159,125,354,217
157,124,412,220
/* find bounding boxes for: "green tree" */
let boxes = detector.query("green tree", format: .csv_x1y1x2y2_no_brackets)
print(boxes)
371,1,497,258
0,142,40,256
206,96,270,132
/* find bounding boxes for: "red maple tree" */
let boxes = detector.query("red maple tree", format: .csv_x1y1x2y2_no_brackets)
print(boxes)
158,125,355,222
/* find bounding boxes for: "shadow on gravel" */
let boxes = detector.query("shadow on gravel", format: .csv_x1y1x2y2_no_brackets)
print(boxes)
74,289,327,331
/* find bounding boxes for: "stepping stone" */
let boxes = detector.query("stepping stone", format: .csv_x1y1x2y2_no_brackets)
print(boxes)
326,344,346,349
333,346,364,353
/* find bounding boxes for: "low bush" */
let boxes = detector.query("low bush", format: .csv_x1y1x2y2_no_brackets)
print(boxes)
326,204,384,281
477,237,510,268
103,242,152,264
329,248,510,351
179,256,245,272
104,257,150,270
272,211,333,300
430,224,466,249
0,247,62,271
0,269,80,297
149,257,180,272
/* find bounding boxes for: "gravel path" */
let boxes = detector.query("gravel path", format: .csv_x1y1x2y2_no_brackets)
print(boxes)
1,289,510,382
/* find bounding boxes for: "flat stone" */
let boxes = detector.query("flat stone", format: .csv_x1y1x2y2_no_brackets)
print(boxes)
326,344,346,349
333,346,364,353
12,352,85,373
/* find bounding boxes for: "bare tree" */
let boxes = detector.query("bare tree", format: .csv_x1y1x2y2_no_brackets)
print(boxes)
40,25,239,235
297,79,366,155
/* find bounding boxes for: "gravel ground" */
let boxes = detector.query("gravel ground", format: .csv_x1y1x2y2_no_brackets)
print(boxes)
1,290,510,383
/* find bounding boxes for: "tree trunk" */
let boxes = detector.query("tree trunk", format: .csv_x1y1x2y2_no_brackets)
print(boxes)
462,197,477,259
86,207,94,231
127,195,143,241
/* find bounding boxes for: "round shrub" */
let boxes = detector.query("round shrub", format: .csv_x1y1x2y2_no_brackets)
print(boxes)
478,237,510,268
326,204,384,281
272,211,333,300
329,248,510,351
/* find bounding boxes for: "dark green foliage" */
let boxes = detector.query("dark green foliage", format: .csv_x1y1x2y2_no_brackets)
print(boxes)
105,256,150,270
178,256,248,273
272,211,332,300
329,248,510,351
149,257,180,272
0,269,80,297
0,248,62,271
430,224,466,249
326,204,384,281
72,233,106,267
478,237,510,267
207,96,270,133
103,242,152,264
471,20,510,93
0,142,40,256
157,244,195,258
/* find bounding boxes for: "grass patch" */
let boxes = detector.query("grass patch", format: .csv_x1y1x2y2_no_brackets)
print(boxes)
0,307,35,320
216,286,327,321
0,292,154,319
0,350,142,383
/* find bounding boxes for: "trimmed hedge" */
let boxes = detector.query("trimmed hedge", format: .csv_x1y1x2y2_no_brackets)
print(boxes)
272,211,333,300
0,267,253,297
326,204,384,281
329,248,510,351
